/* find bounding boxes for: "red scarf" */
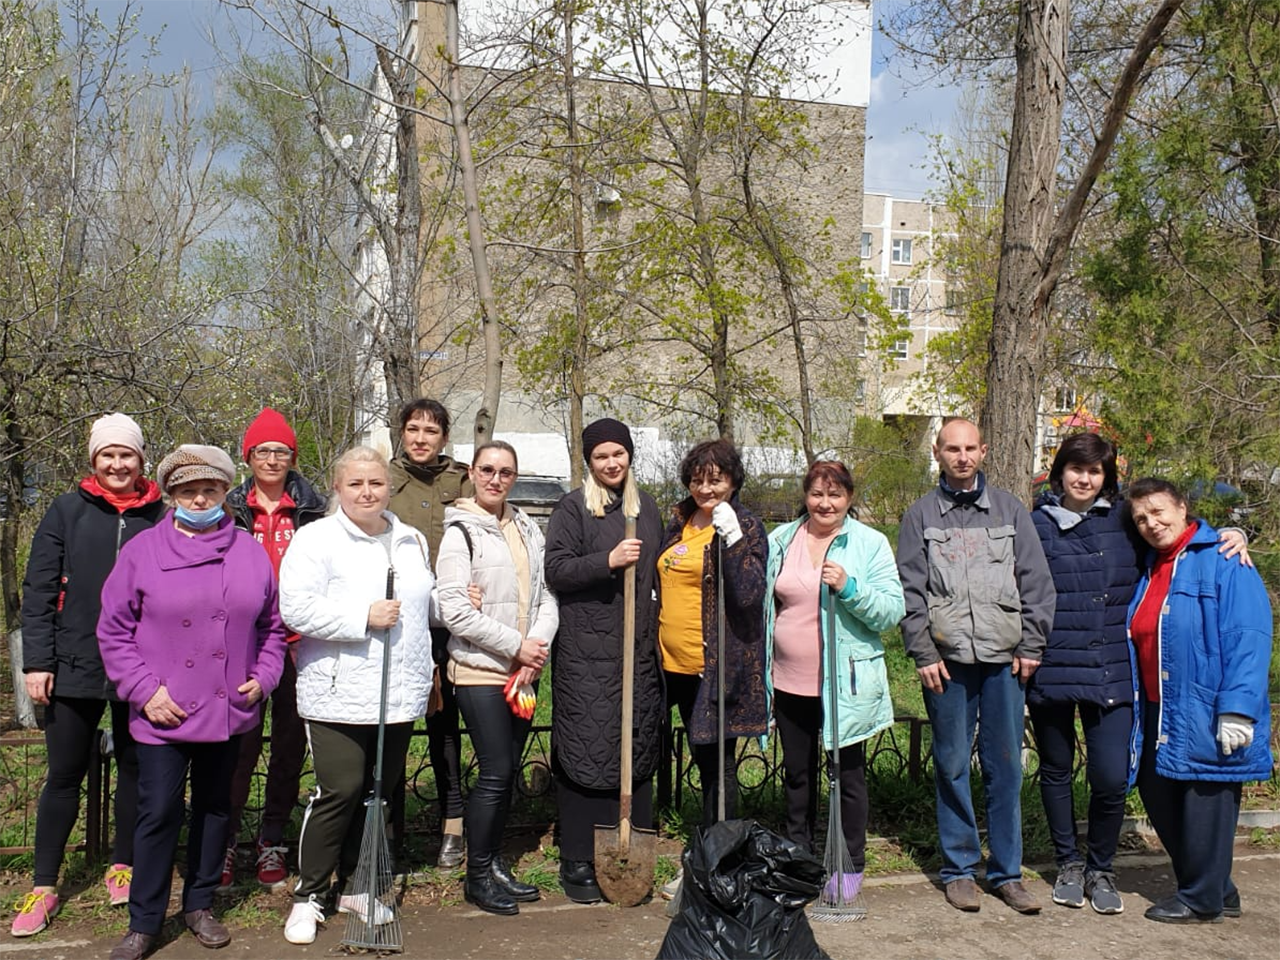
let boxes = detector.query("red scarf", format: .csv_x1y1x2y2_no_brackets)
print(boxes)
1130,521,1199,702
80,475,161,513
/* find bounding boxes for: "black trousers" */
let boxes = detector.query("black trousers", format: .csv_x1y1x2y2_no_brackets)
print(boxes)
228,653,307,845
293,719,413,902
1029,699,1131,873
665,671,736,828
129,737,241,935
555,762,654,862
34,696,139,885
773,689,868,870
426,631,465,822
455,683,534,866
1137,700,1241,914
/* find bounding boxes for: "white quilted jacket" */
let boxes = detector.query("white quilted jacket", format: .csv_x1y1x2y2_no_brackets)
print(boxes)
280,508,435,724
437,504,558,674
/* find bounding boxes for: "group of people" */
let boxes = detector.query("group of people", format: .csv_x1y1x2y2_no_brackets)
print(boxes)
12,406,1272,958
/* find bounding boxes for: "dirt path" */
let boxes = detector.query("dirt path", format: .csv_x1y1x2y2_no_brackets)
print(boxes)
4,851,1277,959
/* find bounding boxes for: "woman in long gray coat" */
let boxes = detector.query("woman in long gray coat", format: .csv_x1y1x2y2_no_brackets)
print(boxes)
544,419,663,904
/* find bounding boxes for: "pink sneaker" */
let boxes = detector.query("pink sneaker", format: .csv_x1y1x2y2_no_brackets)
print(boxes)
103,864,132,906
216,845,235,894
256,839,288,891
10,891,59,937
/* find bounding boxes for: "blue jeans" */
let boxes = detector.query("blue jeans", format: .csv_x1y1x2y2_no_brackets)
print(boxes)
923,660,1026,887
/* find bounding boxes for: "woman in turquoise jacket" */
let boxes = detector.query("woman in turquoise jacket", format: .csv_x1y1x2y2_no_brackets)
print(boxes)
764,461,905,903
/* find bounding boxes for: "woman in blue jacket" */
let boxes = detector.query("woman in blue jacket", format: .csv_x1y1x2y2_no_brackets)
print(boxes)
763,460,905,906
1127,477,1272,924
1028,434,1245,915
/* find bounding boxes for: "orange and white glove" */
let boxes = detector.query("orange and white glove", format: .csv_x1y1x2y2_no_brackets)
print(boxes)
503,673,536,720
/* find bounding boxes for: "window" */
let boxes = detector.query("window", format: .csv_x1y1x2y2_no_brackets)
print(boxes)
853,379,867,404
1054,386,1075,411
888,338,910,360
944,287,962,313
891,237,912,264
889,286,911,314
860,232,872,259
852,324,867,357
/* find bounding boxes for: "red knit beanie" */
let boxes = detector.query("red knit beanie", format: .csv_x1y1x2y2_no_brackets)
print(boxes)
242,407,297,461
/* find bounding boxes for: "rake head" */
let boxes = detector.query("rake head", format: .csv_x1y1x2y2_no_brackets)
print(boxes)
340,796,403,953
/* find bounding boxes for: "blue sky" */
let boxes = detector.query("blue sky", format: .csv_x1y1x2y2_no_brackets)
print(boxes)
91,0,957,199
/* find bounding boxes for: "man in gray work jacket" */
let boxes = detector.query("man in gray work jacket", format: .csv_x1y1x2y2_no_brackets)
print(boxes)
897,418,1055,915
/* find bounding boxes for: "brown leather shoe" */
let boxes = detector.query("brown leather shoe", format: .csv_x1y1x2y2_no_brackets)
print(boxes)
109,931,155,960
994,880,1042,914
945,877,982,912
184,908,231,948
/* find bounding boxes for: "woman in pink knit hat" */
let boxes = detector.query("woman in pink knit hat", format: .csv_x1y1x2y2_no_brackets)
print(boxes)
13,414,162,939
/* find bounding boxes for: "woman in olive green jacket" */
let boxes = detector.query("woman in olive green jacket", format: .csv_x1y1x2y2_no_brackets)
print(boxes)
386,398,473,867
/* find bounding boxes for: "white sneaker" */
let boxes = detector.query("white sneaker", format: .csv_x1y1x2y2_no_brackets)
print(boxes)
284,895,325,945
337,892,394,926
660,870,683,901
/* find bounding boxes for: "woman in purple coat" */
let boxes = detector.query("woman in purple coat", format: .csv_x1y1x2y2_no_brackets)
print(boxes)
98,445,286,960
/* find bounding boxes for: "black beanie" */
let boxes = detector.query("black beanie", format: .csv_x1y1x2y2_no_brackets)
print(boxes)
581,418,635,461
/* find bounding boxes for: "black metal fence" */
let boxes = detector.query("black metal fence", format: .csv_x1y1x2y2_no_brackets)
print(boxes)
0,714,935,863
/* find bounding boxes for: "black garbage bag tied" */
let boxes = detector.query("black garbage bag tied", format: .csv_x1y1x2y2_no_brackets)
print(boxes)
656,819,831,960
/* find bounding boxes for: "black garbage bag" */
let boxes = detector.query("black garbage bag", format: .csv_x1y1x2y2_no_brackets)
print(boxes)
656,819,831,960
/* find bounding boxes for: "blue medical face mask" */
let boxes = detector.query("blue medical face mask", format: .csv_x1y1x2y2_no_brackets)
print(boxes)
174,503,225,530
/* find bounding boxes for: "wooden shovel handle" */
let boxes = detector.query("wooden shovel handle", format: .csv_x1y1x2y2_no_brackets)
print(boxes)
619,515,637,848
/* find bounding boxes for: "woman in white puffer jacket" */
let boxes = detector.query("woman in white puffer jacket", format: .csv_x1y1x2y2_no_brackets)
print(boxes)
276,446,434,945
436,441,558,916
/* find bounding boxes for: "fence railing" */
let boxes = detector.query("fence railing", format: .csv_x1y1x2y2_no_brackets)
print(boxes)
5,705,1275,866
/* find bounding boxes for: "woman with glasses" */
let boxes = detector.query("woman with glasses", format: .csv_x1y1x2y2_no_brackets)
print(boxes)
436,441,559,915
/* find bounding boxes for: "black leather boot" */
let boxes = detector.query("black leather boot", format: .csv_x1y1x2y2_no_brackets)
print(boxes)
559,859,602,904
491,857,540,902
464,857,519,916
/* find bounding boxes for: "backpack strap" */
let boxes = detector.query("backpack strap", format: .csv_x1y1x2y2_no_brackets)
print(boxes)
446,521,475,560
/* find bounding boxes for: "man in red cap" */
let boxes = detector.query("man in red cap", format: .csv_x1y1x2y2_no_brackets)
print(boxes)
222,408,327,892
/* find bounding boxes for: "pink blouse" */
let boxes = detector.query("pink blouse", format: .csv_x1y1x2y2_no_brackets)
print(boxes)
771,529,823,696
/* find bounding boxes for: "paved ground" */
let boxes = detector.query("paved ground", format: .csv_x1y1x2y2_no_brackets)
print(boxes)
3,849,1277,959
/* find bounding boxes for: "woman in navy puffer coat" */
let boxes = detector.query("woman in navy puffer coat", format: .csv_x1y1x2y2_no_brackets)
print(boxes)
1028,433,1246,916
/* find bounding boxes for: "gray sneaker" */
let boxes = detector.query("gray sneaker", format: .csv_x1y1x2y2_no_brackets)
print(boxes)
1052,862,1085,908
1085,870,1123,915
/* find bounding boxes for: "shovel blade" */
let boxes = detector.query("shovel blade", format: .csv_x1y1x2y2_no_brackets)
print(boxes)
593,820,657,906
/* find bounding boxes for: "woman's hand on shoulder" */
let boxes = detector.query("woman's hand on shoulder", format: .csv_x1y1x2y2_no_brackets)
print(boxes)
1217,528,1252,567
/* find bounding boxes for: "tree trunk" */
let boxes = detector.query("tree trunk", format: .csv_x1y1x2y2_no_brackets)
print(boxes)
379,44,423,420
980,0,1185,492
444,0,502,448
979,0,1068,493
563,0,588,485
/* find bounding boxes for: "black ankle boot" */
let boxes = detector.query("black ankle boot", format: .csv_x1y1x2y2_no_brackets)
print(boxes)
464,859,519,916
559,859,602,904
492,857,539,902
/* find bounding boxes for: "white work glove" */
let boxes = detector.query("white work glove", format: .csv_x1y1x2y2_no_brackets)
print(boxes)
1216,714,1254,756
711,502,743,548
